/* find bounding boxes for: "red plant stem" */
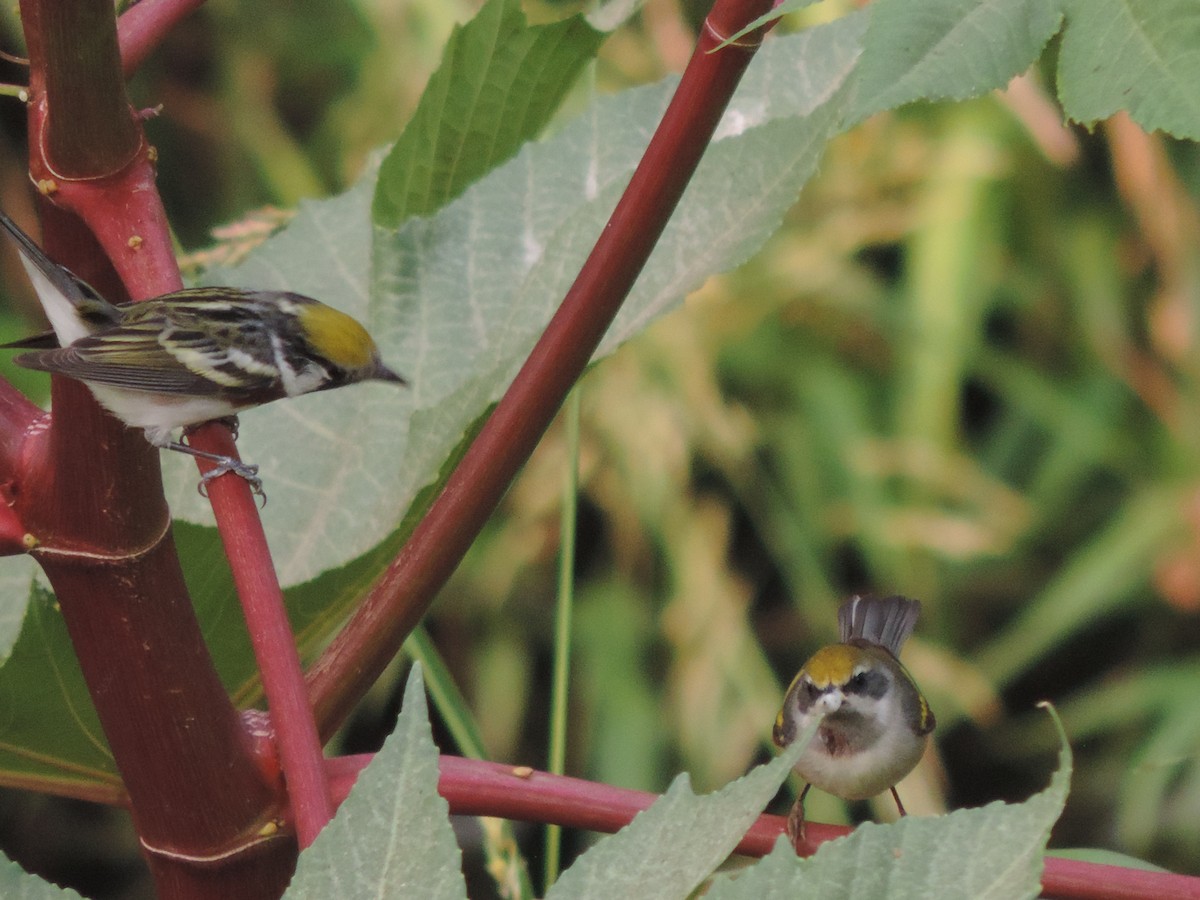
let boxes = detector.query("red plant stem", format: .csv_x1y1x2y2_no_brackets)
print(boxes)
116,0,207,76
307,0,780,741
0,372,38,546
0,383,38,478
190,421,335,848
28,0,135,177
1038,856,1200,900
42,154,330,869
14,0,300,894
323,754,1200,900
48,163,185,297
0,499,28,555
37,0,336,849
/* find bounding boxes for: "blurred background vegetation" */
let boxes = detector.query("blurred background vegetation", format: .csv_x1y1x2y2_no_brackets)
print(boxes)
0,0,1197,896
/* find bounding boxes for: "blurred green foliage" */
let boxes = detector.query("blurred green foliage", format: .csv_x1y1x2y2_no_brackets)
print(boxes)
0,0,1196,894
415,7,1200,878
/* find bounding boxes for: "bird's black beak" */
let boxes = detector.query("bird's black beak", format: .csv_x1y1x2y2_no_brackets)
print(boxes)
373,362,408,386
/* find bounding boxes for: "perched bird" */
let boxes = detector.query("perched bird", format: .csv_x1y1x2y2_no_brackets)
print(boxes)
773,594,935,847
0,210,405,493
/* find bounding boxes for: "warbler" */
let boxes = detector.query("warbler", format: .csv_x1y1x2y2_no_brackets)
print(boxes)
773,594,935,847
0,210,405,492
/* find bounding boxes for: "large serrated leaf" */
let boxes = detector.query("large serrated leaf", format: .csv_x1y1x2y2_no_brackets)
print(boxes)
0,855,86,899
545,736,809,900
162,12,865,590
848,0,1063,125
1057,0,1200,140
285,665,467,900
705,711,1071,900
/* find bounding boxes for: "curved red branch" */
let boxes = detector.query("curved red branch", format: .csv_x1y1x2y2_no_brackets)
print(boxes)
117,0,207,76
190,421,335,848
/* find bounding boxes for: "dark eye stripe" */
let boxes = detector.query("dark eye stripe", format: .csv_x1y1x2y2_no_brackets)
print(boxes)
845,668,888,698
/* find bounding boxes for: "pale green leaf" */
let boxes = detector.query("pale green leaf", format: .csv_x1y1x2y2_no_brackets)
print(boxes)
285,665,467,900
0,557,37,661
1058,0,1200,139
0,855,85,899
849,0,1063,124
164,12,865,588
545,735,809,900
706,710,1071,900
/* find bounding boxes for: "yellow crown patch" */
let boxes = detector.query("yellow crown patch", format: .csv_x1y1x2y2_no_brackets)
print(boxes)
801,644,859,687
297,302,377,370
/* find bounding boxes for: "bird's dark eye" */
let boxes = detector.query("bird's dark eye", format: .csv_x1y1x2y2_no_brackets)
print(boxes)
804,680,821,699
847,672,868,693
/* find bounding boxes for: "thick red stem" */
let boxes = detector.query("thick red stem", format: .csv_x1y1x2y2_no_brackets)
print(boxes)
14,0,300,895
26,0,332,862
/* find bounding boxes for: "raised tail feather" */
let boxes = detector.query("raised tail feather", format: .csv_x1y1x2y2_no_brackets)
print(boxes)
838,594,921,656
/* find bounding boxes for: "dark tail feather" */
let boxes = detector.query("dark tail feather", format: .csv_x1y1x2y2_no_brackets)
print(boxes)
0,211,51,274
0,330,59,350
0,211,77,296
838,594,921,656
0,209,119,319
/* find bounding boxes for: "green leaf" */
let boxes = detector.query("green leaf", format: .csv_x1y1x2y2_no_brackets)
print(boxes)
0,525,408,792
285,664,467,900
0,557,37,661
176,520,405,707
404,627,535,899
0,854,86,898
0,583,118,792
163,12,865,591
849,0,1063,124
374,0,605,226
545,734,809,900
705,709,1071,900
1058,0,1200,139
